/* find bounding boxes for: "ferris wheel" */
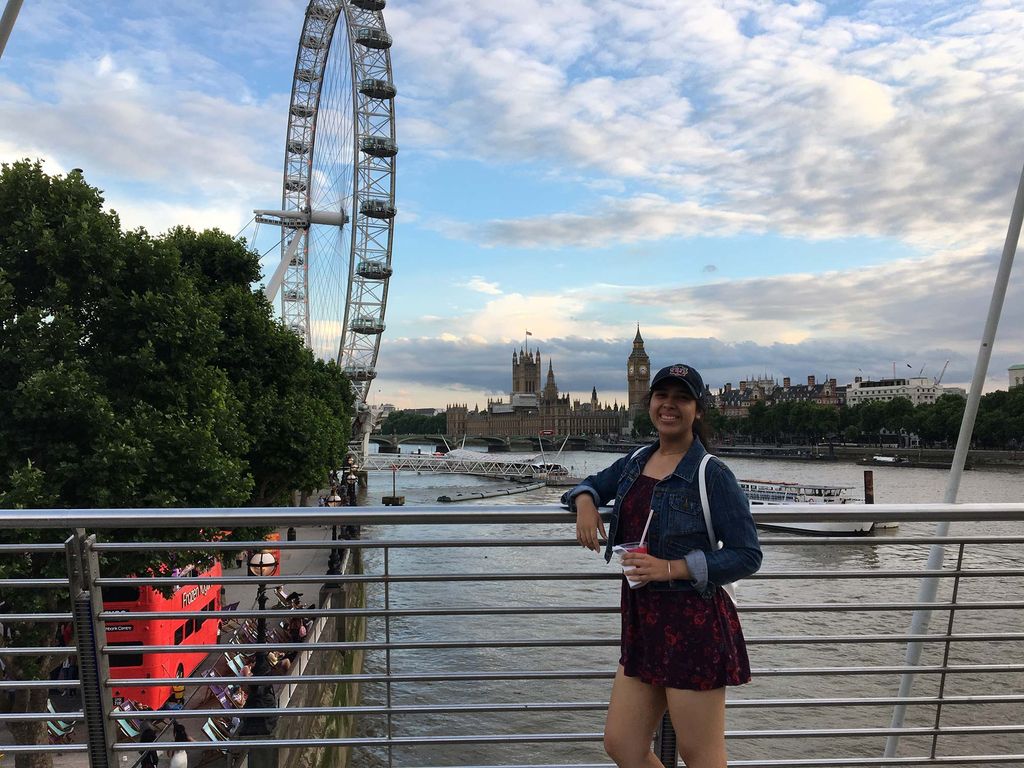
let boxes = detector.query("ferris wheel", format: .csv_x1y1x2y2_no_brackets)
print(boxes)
255,0,396,425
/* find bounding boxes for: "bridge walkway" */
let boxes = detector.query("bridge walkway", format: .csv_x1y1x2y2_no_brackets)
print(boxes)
362,449,553,479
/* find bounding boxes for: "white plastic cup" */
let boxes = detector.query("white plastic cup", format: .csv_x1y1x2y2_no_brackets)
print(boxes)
613,542,648,589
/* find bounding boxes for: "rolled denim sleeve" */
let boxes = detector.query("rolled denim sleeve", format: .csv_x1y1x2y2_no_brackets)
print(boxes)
563,484,600,510
560,454,631,511
683,549,709,592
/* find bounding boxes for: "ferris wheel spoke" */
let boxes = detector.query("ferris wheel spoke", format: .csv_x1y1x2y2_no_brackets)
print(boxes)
257,0,397,424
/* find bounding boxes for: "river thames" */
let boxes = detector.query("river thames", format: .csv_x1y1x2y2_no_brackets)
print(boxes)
351,447,1024,767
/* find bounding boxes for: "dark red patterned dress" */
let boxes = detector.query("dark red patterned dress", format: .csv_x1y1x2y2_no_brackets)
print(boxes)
618,473,751,690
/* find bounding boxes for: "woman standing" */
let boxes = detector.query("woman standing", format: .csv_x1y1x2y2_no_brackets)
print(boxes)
164,720,195,768
567,363,762,768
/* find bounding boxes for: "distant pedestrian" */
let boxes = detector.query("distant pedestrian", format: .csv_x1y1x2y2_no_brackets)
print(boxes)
139,725,159,768
164,720,194,768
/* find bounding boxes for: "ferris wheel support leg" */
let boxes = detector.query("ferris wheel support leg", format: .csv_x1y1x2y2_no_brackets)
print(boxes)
265,232,302,304
360,425,370,460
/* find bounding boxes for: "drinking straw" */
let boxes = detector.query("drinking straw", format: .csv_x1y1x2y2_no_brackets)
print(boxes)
638,509,655,547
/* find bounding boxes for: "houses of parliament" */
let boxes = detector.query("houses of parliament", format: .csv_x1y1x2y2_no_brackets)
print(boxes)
445,328,652,439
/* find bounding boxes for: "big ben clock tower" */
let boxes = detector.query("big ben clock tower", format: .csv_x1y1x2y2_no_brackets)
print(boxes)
627,325,650,420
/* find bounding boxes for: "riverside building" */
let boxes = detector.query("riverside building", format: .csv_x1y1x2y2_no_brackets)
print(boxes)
845,375,959,406
714,375,844,417
446,340,637,439
1010,363,1024,389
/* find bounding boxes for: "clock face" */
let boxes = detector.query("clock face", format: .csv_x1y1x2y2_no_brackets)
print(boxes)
639,365,648,375
628,364,634,374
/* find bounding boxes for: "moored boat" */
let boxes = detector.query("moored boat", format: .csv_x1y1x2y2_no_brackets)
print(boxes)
857,454,968,470
741,479,878,535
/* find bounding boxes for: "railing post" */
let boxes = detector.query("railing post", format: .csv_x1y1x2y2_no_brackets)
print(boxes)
383,545,394,768
654,712,678,766
66,530,116,768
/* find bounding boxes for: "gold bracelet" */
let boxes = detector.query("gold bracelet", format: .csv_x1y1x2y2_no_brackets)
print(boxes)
667,560,672,582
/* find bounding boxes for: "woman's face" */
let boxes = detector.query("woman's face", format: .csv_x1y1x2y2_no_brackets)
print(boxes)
648,382,700,441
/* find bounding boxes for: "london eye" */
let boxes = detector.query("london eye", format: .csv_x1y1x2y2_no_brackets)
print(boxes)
255,0,396,445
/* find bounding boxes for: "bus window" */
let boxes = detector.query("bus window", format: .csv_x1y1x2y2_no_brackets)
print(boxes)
186,619,196,638
174,626,184,645
109,641,143,668
101,585,141,603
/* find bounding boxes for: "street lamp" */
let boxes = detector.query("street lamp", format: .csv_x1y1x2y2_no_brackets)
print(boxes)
326,492,344,576
247,549,278,649
239,549,279,738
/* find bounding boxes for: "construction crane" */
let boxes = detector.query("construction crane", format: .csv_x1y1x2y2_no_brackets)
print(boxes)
934,360,950,386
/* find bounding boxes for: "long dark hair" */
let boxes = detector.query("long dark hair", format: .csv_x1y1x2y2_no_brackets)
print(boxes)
642,390,713,446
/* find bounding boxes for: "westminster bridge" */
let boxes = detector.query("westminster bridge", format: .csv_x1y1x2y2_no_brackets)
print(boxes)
368,433,596,453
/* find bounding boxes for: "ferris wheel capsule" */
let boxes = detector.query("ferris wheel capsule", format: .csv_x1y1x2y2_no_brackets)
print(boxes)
257,0,397,444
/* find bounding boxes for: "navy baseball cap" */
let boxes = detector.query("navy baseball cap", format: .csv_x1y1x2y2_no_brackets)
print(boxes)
650,363,707,402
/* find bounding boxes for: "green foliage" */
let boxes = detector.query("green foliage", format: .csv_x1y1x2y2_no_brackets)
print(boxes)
379,410,446,435
0,161,354,728
717,388,1024,449
631,410,654,439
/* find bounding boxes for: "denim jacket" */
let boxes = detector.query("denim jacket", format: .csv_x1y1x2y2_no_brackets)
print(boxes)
562,438,762,595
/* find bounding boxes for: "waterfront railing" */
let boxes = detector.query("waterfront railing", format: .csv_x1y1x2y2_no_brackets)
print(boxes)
1,504,1023,768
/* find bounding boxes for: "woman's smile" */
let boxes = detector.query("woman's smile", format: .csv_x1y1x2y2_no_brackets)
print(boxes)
648,383,698,441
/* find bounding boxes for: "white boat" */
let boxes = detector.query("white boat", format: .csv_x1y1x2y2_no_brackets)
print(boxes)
741,479,878,535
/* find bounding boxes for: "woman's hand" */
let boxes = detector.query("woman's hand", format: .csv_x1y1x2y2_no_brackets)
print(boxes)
621,553,684,584
575,495,606,552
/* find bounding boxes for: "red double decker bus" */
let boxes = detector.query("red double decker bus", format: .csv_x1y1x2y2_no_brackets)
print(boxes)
103,561,223,709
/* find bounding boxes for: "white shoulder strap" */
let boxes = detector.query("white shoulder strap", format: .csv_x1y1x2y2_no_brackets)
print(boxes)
629,445,651,461
699,453,738,604
698,453,719,548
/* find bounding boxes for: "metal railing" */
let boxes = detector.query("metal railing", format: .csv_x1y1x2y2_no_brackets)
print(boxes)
1,503,1023,768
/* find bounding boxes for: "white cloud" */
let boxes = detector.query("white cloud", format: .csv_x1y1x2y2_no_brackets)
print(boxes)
461,276,503,295
481,194,769,248
391,0,1024,251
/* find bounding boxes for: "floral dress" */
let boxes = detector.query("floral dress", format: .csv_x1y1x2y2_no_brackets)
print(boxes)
618,473,751,690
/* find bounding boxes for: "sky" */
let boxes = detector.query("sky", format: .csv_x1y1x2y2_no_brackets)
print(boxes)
3,0,1024,410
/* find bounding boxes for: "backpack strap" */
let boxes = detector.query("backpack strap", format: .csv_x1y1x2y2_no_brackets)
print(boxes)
628,444,651,462
698,453,718,547
698,453,738,605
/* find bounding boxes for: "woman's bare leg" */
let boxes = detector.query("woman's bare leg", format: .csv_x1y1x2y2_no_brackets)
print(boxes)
604,666,668,768
665,686,726,768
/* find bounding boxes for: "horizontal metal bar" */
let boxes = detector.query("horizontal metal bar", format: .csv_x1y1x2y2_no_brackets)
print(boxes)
94,721,1024,750
0,646,77,657
724,758,1024,767
5,711,84,722
86,533,1024,551
0,679,81,689
729,724,1024,739
84,567,1024,591
107,692,1024,721
98,630,1024,657
0,543,64,552
397,757,1024,768
97,598,1024,623
0,745,89,755
1,612,75,621
100,662,1024,689
5,502,1024,528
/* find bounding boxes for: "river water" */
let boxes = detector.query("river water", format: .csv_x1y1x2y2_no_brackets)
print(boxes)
352,447,1024,766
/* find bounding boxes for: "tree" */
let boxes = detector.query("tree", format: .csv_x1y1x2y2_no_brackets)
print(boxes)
915,394,966,447
631,411,654,439
379,410,446,435
0,161,352,764
164,226,352,504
